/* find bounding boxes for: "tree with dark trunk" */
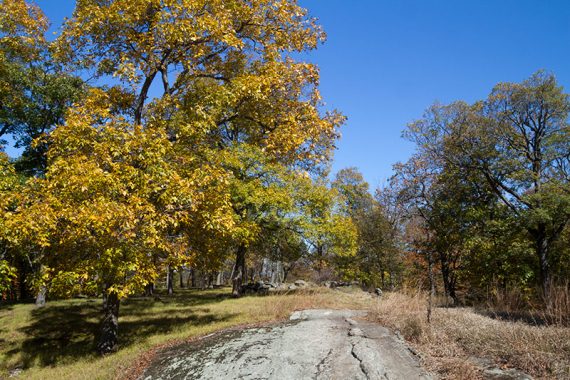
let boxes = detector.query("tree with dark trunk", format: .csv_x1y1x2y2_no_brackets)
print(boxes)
179,267,185,288
166,266,174,295
144,283,154,297
439,251,458,305
97,290,120,354
403,71,570,299
232,245,246,297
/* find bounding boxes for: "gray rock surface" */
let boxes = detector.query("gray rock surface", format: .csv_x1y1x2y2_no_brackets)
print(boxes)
469,357,533,380
141,309,431,380
294,280,308,287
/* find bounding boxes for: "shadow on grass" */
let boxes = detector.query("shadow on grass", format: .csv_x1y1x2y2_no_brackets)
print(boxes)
5,289,236,369
474,309,568,327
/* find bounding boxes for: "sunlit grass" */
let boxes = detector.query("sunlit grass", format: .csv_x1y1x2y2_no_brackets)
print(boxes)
371,291,570,379
0,287,372,379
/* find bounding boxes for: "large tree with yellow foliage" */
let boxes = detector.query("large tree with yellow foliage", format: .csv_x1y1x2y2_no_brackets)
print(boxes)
4,0,345,353
6,89,234,353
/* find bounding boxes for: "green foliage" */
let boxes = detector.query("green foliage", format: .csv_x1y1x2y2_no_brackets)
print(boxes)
332,167,402,286
397,71,570,301
0,0,85,174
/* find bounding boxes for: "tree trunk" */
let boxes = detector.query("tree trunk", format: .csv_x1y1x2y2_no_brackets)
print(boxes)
190,268,196,288
229,264,235,286
535,229,551,298
271,261,284,285
35,285,47,308
232,244,246,297
134,71,157,125
167,266,174,295
427,251,435,324
283,262,293,283
97,290,120,355
179,267,185,288
439,251,458,306
17,257,30,300
144,283,154,297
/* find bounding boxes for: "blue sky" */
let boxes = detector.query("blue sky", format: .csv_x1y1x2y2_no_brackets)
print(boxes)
11,0,570,188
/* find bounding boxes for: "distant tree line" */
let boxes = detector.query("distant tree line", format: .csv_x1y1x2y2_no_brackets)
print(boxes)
315,72,570,312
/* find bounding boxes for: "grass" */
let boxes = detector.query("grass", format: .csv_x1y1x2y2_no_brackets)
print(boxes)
5,286,566,379
370,291,570,379
0,287,372,379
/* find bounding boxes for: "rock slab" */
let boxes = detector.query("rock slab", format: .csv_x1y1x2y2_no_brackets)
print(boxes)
141,309,432,380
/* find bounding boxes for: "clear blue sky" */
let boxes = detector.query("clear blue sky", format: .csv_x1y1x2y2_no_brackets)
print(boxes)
12,0,570,188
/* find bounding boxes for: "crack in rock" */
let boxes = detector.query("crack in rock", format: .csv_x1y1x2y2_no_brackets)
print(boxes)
347,318,390,380
350,339,370,379
315,348,334,378
349,327,365,337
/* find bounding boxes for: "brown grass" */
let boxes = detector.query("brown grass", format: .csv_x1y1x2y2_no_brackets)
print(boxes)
546,283,570,325
484,282,570,326
370,291,570,379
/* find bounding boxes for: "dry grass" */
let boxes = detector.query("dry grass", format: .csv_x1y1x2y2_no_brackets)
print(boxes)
484,282,570,326
546,283,570,325
371,291,570,379
0,287,371,380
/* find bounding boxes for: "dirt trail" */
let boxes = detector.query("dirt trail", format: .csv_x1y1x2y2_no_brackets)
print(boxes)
140,309,432,380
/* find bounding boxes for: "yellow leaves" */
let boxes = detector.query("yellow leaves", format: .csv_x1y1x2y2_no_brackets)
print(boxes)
59,0,324,91
1,1,345,299
0,259,17,293
7,86,241,295
0,0,48,60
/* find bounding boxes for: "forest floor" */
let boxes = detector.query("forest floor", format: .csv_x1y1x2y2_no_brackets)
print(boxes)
1,287,569,379
0,287,372,380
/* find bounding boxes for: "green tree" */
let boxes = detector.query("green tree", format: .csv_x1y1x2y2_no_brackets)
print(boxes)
406,72,570,296
0,0,85,175
332,167,402,287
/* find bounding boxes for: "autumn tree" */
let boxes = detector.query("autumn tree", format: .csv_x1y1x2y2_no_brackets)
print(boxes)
0,153,20,299
332,167,402,287
1,0,346,353
6,89,235,353
55,0,344,299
